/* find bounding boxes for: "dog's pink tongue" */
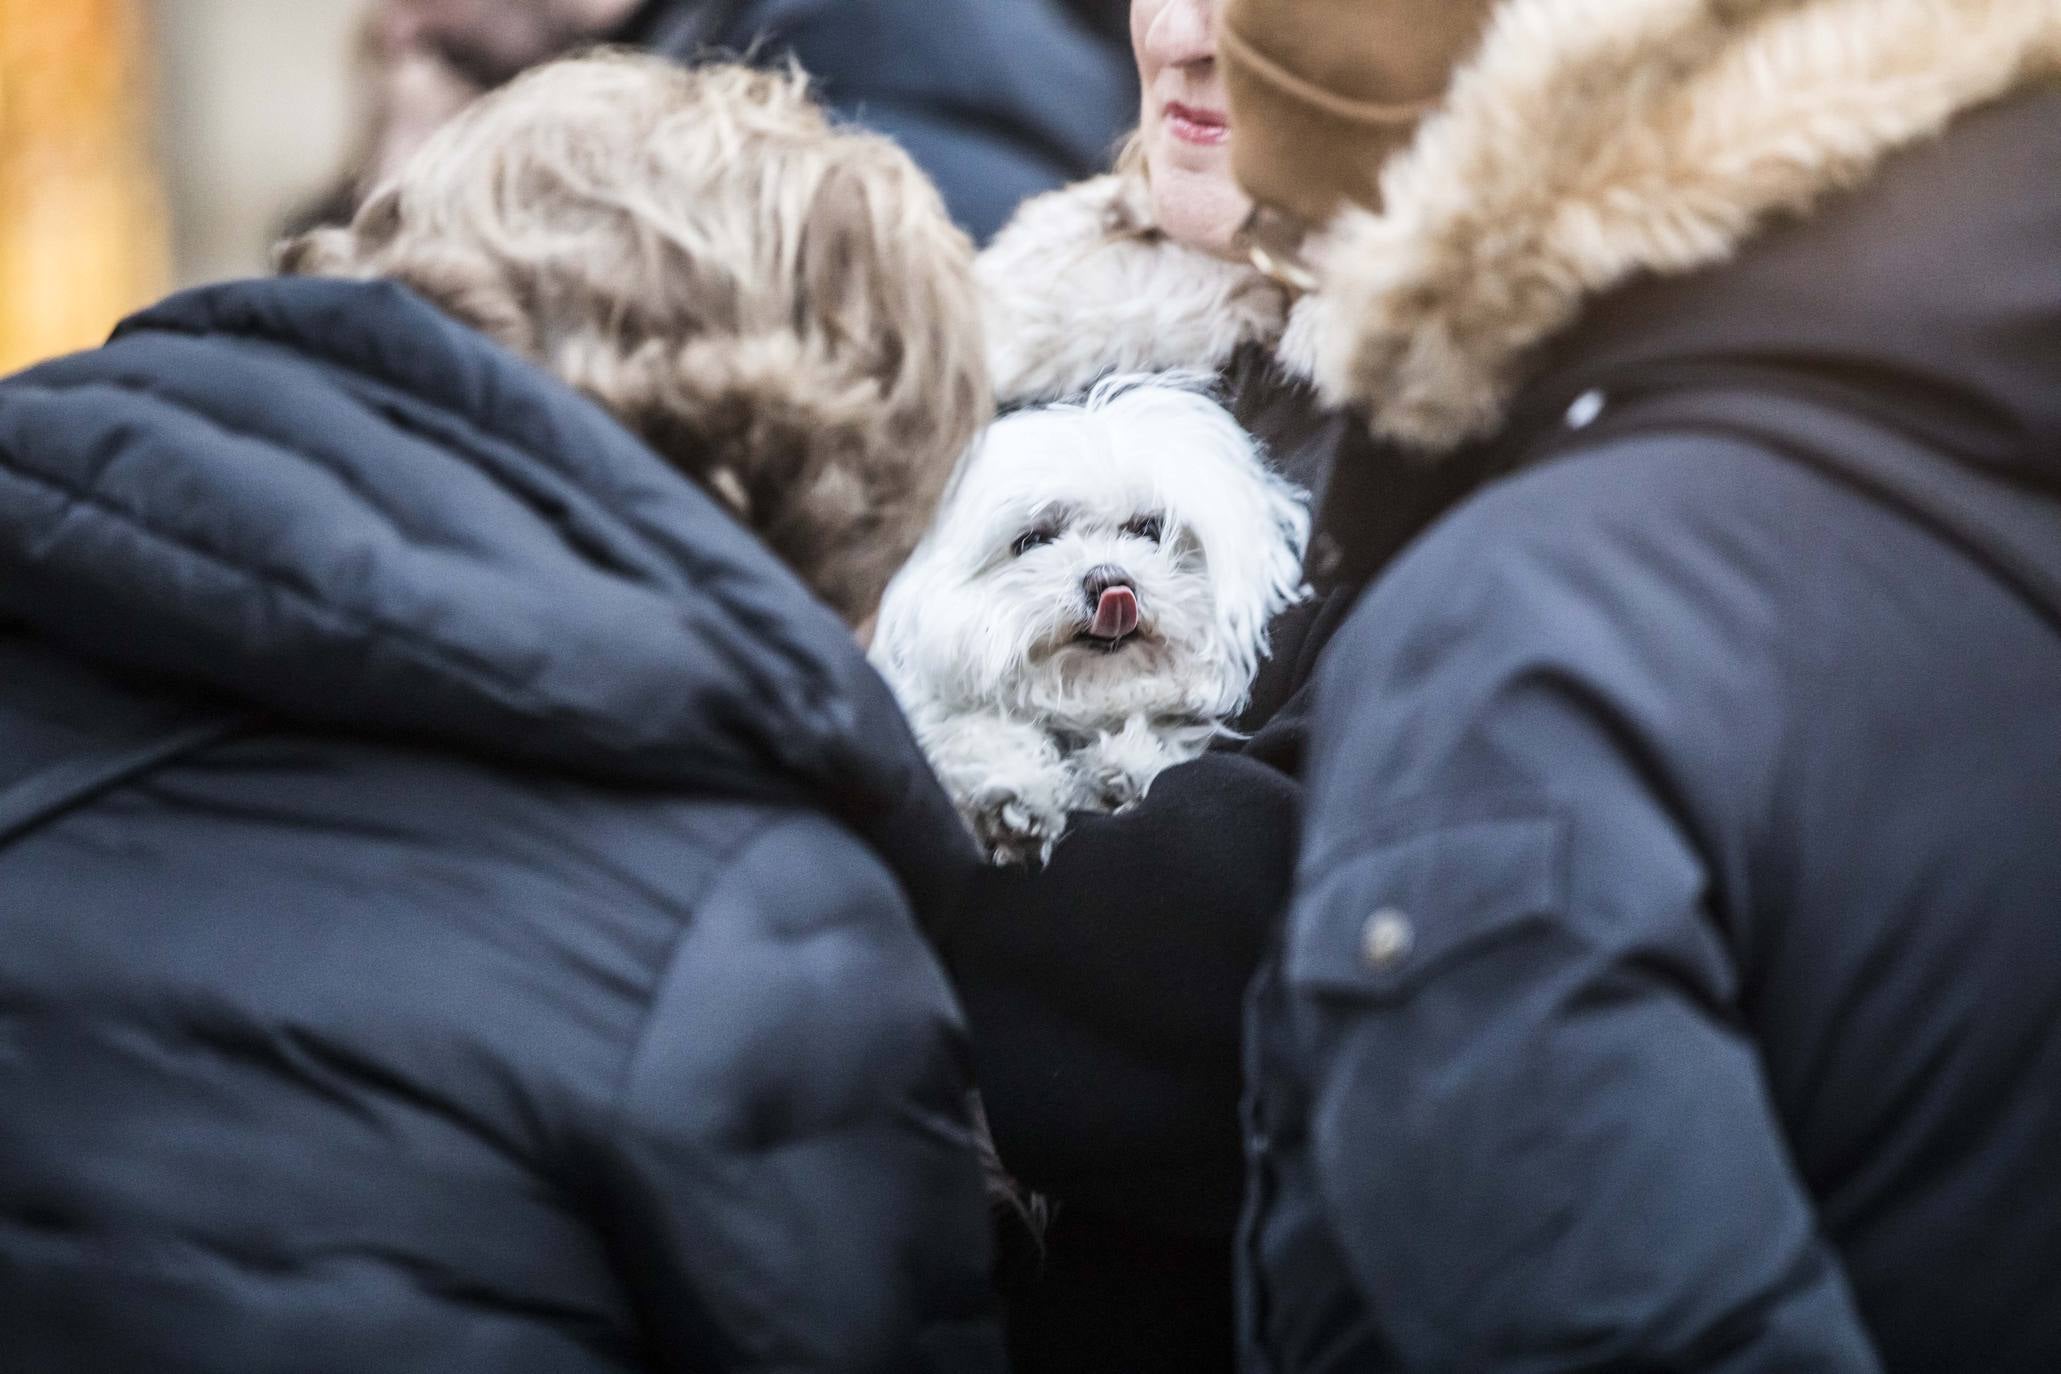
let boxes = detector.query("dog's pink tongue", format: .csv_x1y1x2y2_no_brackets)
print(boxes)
1089,586,1140,640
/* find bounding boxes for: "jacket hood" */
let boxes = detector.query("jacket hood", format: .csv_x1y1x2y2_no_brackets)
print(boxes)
0,277,972,903
1301,0,2061,459
1534,81,2061,486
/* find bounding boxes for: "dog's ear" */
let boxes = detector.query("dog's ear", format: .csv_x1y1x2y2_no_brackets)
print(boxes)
1133,386,1309,708
1200,446,1311,698
868,426,1000,706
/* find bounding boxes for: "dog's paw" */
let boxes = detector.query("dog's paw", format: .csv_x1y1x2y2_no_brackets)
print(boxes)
968,787,1069,867
1075,720,1181,815
1080,757,1147,814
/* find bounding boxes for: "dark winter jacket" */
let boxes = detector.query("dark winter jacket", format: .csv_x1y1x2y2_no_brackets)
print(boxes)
620,0,1137,242
1242,7,2061,1371
0,278,1002,1374
951,179,1380,1374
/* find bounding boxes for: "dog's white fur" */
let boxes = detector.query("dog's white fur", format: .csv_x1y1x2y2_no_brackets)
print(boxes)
874,376,1308,863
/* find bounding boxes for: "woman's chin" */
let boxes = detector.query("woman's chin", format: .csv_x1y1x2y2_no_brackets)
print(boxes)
1146,157,1252,258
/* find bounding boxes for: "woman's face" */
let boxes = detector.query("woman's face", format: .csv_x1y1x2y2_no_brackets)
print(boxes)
1131,0,1249,256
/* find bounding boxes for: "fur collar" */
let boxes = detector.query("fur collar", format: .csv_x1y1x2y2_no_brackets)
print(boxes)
1307,0,2061,454
977,172,1326,404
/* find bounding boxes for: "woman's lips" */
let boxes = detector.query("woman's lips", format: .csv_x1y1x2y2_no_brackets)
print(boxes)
1164,101,1230,147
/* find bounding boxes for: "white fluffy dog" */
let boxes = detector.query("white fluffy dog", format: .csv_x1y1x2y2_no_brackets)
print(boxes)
873,375,1309,864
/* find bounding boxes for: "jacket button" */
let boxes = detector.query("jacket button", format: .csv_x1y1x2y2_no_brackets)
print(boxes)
1360,908,1415,971
1565,388,1607,430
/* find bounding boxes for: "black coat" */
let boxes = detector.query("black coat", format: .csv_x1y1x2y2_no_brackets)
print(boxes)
622,0,1137,242
1244,82,2061,1374
0,279,1002,1373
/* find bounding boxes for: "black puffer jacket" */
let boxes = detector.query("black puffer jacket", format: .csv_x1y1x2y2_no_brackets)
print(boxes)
1244,12,2061,1372
0,279,1001,1373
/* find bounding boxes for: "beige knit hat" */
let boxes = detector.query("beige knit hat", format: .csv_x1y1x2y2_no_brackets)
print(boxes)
1221,0,1497,227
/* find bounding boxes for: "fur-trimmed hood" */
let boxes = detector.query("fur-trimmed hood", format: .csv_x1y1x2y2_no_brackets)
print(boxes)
1302,0,2061,455
977,172,1321,405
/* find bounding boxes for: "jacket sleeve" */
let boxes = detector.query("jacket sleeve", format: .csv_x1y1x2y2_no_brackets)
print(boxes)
944,743,1300,1234
1279,436,1882,1369
591,814,1004,1374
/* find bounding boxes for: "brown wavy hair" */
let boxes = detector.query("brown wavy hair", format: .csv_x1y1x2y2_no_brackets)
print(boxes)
279,52,990,622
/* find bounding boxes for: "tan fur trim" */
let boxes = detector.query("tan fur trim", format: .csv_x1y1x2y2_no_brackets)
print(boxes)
978,173,1319,403
1309,0,2061,454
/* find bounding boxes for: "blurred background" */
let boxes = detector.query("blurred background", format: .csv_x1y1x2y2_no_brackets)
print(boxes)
0,0,363,372
0,0,1135,374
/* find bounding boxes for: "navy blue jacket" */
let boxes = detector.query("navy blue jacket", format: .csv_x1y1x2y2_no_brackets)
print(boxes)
1243,86,2061,1373
624,0,1137,242
0,279,1002,1373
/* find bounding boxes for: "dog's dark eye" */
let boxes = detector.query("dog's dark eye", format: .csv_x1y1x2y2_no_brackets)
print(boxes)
1123,515,1165,543
1012,527,1056,557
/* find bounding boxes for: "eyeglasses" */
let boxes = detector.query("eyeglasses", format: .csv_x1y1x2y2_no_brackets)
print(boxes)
1240,203,1318,293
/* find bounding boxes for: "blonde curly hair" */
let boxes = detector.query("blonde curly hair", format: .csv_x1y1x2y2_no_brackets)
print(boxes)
279,52,990,622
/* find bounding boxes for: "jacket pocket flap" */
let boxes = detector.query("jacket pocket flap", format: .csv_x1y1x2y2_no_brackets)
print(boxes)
1285,815,1565,999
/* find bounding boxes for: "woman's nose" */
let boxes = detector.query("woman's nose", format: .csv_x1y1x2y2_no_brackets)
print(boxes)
1141,0,1216,71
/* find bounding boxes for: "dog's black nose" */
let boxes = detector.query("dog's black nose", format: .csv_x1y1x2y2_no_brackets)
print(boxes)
1081,565,1134,606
